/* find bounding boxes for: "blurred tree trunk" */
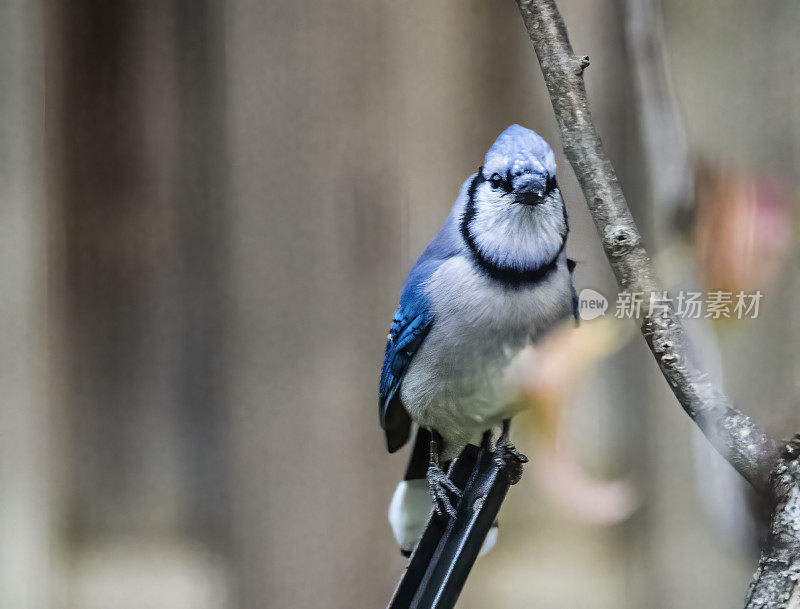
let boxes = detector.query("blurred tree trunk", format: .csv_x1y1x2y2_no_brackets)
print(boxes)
49,0,230,605
0,2,50,607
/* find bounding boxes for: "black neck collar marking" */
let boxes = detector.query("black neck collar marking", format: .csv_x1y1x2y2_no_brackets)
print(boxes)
459,169,568,288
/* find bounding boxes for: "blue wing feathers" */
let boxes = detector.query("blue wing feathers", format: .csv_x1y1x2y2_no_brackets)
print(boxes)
378,257,441,452
378,203,464,452
378,303,433,451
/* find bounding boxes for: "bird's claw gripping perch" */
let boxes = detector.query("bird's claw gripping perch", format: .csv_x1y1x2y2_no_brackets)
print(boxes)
494,419,528,485
493,441,528,485
427,463,462,517
427,432,462,517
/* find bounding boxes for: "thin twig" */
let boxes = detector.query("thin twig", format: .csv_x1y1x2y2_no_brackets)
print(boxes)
514,1,800,607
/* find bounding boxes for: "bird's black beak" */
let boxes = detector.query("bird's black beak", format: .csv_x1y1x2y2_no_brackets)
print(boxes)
513,190,545,206
511,171,555,206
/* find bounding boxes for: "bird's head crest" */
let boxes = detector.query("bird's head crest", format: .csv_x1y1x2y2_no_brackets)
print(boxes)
483,124,556,181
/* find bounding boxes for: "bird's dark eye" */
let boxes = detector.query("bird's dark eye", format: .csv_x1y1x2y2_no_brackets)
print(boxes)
489,173,504,189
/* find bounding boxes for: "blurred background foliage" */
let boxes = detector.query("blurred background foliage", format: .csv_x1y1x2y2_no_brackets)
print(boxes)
1,0,799,607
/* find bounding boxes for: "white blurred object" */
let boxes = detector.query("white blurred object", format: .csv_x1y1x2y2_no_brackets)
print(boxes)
389,479,433,555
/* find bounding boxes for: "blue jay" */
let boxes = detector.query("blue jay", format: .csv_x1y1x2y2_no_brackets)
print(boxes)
379,125,577,554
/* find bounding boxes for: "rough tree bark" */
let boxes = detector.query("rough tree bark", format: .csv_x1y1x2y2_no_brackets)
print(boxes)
514,1,800,607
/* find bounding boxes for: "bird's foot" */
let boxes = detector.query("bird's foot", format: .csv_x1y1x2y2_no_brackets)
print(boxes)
427,462,462,518
494,436,528,486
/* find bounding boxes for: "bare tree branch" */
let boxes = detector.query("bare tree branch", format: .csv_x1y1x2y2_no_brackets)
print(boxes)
513,1,800,606
514,0,776,493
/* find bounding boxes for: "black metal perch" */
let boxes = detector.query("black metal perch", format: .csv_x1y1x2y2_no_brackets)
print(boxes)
386,441,515,609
